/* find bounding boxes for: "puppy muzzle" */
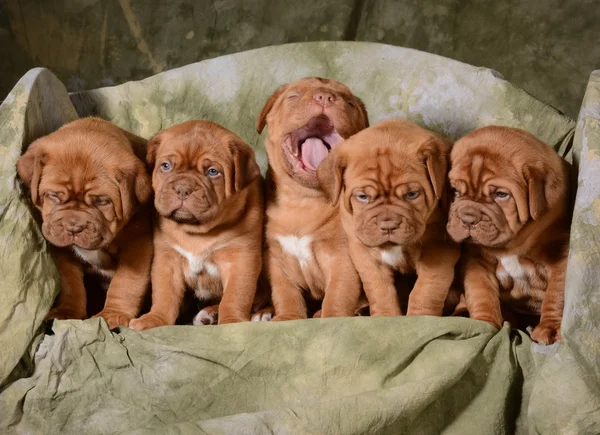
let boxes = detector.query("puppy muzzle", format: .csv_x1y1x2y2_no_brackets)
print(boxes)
42,212,107,249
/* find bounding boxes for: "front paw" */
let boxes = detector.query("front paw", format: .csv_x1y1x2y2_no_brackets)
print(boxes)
251,307,274,322
46,307,86,321
193,307,219,325
531,322,562,345
93,310,134,329
129,313,169,331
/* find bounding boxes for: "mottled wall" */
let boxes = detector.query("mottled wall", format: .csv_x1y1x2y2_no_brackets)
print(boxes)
1,0,599,117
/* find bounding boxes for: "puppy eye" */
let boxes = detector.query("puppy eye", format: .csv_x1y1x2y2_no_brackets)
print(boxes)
207,167,220,177
494,191,510,199
406,190,420,200
160,161,173,172
46,192,60,202
356,192,369,203
287,93,299,99
346,99,356,108
94,197,111,206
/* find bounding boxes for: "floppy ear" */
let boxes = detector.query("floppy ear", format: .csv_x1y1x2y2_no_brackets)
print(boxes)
355,96,370,128
229,140,261,194
317,149,346,207
115,160,152,221
256,84,287,134
16,140,47,206
146,132,163,170
418,138,450,200
524,164,562,221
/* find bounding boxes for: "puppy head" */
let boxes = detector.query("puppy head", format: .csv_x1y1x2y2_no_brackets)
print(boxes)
148,120,260,229
447,126,568,248
256,77,369,189
317,119,450,247
16,118,152,250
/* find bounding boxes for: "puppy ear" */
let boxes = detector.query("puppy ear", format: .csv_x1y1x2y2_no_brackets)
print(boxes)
16,140,46,206
115,160,152,221
355,96,370,128
419,138,450,200
229,140,261,194
256,84,287,134
317,149,346,207
146,132,163,170
524,164,562,221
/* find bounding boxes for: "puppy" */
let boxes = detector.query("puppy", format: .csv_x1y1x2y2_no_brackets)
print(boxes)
447,126,571,344
128,120,264,330
256,77,369,320
318,119,459,316
16,118,153,328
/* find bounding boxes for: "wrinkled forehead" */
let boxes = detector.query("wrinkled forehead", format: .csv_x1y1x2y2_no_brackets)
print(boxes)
346,151,428,189
287,77,353,96
42,156,116,193
157,130,232,161
449,152,523,190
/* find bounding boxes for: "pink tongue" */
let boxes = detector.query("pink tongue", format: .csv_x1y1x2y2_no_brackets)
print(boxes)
301,138,329,170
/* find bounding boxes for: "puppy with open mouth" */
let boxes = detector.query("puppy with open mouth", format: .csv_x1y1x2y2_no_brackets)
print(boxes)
318,119,460,317
16,118,154,328
447,126,571,344
129,121,265,330
256,77,369,320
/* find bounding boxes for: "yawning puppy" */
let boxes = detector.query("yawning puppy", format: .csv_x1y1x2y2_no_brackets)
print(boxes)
256,77,369,320
16,118,153,328
318,119,459,316
447,126,571,344
128,121,264,330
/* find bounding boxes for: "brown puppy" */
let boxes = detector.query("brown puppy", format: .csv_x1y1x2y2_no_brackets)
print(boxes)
129,120,264,330
256,77,369,320
16,118,153,328
447,126,570,344
318,119,459,316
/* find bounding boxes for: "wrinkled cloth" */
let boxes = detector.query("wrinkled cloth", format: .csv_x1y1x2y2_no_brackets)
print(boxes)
0,42,596,434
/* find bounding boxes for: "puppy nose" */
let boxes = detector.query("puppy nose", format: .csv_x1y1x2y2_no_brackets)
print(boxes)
460,211,481,225
313,91,336,107
377,214,400,232
174,183,197,200
65,219,85,234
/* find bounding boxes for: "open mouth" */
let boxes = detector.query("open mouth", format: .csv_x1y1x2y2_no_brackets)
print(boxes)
286,115,344,173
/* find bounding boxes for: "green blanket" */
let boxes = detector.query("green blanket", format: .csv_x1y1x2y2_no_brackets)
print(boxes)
0,42,598,434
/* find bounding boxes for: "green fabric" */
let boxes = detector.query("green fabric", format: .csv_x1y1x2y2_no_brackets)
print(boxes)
0,42,593,434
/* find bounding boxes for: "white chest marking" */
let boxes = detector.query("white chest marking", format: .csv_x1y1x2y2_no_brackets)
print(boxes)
380,245,405,267
498,255,526,280
173,245,220,278
72,246,104,266
275,235,313,268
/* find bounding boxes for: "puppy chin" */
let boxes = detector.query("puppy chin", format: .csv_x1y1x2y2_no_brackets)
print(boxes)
356,229,423,248
169,209,201,224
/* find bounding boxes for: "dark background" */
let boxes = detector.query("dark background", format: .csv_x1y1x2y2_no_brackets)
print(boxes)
1,0,599,118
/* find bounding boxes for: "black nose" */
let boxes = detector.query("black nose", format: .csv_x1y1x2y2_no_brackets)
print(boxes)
174,183,197,200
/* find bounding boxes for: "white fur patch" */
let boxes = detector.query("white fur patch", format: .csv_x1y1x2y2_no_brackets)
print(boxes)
72,246,115,278
251,311,273,322
275,235,313,268
195,288,214,300
192,308,218,326
380,245,405,267
173,244,222,279
498,255,526,280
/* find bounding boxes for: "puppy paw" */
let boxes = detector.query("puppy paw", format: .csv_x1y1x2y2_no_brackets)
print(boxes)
46,307,86,321
251,308,273,322
93,310,134,329
531,323,562,345
129,313,168,331
193,307,219,325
